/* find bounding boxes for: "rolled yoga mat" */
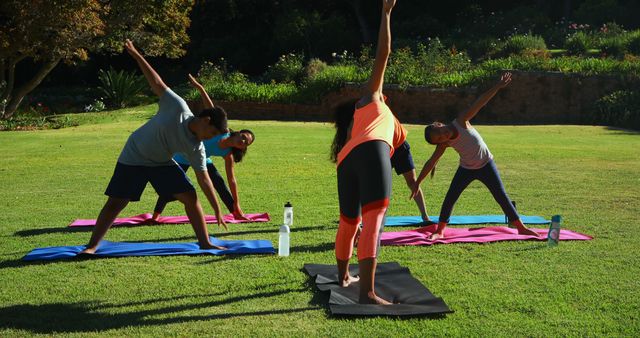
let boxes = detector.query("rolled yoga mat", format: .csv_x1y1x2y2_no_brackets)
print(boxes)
23,237,275,261
380,224,592,246
385,215,550,227
303,262,452,317
69,212,270,227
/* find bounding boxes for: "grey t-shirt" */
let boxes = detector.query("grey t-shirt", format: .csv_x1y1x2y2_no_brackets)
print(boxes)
117,88,207,171
447,119,493,170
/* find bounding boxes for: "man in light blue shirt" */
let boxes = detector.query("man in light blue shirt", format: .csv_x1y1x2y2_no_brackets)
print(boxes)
81,40,230,254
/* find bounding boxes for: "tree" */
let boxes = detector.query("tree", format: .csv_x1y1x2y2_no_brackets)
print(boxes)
0,0,194,119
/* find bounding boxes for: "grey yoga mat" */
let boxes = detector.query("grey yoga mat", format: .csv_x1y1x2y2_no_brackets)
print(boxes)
303,262,452,317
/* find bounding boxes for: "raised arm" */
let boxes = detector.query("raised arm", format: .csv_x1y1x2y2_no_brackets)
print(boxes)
410,144,448,199
224,155,248,220
194,170,228,230
457,72,512,124
124,39,168,97
362,0,396,102
188,74,214,110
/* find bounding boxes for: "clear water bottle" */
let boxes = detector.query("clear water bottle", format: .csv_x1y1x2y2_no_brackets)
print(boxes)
283,202,293,226
278,224,290,256
547,215,561,247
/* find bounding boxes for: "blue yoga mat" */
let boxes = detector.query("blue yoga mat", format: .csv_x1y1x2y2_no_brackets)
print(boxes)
23,237,274,261
385,215,550,227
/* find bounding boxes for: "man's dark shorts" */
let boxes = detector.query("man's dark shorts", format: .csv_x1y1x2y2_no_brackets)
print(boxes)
105,162,195,201
390,140,415,175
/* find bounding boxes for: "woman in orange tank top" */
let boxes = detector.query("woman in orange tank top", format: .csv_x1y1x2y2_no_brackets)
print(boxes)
329,0,398,305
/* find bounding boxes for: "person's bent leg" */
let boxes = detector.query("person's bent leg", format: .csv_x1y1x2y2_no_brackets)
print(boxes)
152,195,175,220
478,160,538,237
152,163,189,219
149,164,225,249
435,166,475,239
81,197,129,254
402,170,430,221
174,191,225,250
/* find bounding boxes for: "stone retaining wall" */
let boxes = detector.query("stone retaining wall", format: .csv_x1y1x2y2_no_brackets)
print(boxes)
188,71,639,125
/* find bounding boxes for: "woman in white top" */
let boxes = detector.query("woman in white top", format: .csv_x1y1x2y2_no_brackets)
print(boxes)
411,72,539,240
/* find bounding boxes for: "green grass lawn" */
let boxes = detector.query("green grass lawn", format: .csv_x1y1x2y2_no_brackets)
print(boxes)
1,105,639,336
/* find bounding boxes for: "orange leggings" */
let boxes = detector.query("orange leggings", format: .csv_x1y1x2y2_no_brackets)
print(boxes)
335,199,388,260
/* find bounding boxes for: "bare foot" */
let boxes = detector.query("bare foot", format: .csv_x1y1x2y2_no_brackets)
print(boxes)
428,232,444,241
340,274,360,287
360,292,392,305
517,227,540,237
200,243,227,250
79,246,97,255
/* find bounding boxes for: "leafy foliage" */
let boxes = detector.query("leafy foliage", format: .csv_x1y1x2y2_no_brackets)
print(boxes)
592,90,640,129
97,68,147,109
565,32,592,55
494,34,548,58
0,0,194,119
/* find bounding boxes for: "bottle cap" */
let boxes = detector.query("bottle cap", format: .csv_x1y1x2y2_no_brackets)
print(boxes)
284,202,292,208
551,215,562,223
279,225,290,233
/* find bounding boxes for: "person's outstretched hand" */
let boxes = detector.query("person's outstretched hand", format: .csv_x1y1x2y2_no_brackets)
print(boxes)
217,213,228,231
496,72,512,89
188,73,204,90
124,39,140,57
383,0,397,12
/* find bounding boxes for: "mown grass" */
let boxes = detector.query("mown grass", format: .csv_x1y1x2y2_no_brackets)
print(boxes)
0,105,639,336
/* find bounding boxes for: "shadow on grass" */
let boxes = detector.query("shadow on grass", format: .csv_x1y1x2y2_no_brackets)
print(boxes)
0,288,319,334
13,225,324,239
292,242,334,253
14,227,92,237
604,126,640,135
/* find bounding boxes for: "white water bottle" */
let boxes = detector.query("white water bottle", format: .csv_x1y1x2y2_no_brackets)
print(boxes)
278,224,290,256
283,202,293,226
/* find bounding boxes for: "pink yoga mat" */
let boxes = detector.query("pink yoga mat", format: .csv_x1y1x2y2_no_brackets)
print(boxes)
380,224,592,246
69,212,270,227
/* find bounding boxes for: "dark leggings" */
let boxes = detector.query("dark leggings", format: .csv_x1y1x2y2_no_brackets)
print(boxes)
439,159,519,223
336,140,392,260
154,163,235,214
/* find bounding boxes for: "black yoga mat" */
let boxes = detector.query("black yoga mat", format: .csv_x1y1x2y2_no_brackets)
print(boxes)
303,261,452,317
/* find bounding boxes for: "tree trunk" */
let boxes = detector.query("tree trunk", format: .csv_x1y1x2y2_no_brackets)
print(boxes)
346,0,372,44
1,56,27,118
2,58,60,119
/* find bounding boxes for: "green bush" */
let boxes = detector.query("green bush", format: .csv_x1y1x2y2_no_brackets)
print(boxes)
0,110,78,131
386,39,472,88
495,34,547,57
627,31,640,55
592,90,640,129
262,53,305,84
189,44,640,105
565,32,592,55
304,58,328,81
599,35,629,58
97,67,147,109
